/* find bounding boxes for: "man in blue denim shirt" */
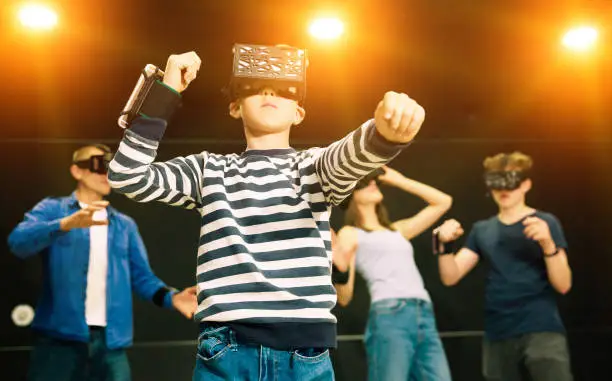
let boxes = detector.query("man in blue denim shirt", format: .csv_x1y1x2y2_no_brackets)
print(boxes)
8,144,197,381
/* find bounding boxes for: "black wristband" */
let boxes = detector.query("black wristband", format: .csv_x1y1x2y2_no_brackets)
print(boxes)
120,78,182,126
543,247,560,257
138,80,182,121
331,264,350,285
152,286,176,307
432,231,456,256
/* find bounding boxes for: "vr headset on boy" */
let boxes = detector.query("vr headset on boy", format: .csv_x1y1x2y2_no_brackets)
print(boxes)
73,144,113,175
226,44,308,104
118,43,308,128
483,170,530,191
483,153,530,191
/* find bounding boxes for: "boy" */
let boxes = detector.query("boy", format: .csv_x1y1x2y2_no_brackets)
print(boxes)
434,152,573,381
108,45,425,380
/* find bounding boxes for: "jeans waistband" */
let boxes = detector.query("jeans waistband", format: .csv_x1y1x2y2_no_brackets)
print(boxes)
371,298,430,306
370,298,431,311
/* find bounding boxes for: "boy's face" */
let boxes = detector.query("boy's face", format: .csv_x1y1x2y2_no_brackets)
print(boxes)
230,87,305,134
491,186,527,209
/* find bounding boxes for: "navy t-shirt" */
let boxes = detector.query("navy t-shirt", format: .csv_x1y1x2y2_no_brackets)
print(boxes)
464,210,568,341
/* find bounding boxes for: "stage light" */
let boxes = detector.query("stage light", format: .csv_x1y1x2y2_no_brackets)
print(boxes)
562,26,598,52
308,17,344,40
18,3,58,30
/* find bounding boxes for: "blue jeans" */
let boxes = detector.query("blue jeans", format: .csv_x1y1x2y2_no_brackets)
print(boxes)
365,298,452,381
193,325,335,381
27,328,130,381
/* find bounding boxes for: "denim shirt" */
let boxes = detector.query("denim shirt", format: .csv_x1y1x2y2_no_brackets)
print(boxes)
8,193,174,349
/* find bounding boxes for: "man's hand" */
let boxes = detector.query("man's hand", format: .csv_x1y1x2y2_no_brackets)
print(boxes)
523,217,556,254
59,201,109,231
374,91,425,143
162,52,202,93
172,286,198,319
435,219,464,243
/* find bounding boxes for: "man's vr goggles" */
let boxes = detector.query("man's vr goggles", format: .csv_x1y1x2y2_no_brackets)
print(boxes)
227,43,308,103
484,170,529,191
73,145,112,175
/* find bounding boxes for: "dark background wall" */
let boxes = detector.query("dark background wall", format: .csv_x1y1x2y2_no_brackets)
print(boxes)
1,0,611,380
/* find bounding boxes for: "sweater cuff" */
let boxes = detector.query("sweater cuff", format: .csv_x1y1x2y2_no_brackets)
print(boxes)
129,117,168,142
365,119,414,158
137,80,182,122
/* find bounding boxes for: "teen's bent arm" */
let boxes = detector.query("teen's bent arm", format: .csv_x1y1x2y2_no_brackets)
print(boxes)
438,248,480,286
386,168,452,240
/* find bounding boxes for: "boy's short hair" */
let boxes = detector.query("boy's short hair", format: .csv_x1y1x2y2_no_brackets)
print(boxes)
483,151,533,172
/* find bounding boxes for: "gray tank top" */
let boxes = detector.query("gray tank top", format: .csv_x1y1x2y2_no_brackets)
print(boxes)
355,229,430,303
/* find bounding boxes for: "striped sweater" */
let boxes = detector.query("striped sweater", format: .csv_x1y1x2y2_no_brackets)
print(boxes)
108,117,408,349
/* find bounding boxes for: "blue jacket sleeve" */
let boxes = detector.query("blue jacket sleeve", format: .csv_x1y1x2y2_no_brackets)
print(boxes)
126,218,176,309
7,198,66,259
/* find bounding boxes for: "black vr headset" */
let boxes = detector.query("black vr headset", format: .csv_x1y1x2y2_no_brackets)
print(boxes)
483,170,529,191
339,168,385,209
354,167,385,190
482,152,531,191
73,144,113,175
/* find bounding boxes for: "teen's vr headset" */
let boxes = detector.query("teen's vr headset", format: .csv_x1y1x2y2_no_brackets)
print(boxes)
338,168,386,209
118,43,308,128
483,170,529,191
73,144,113,175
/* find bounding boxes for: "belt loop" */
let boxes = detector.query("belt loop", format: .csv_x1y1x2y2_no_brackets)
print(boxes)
229,328,237,347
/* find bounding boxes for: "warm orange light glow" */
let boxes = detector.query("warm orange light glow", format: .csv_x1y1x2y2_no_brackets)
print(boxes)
18,3,58,30
562,26,598,52
308,17,344,40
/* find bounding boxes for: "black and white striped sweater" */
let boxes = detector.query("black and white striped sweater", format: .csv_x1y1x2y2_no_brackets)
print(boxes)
108,117,408,348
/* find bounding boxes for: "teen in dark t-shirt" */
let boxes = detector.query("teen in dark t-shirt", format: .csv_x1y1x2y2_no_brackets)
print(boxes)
434,152,573,381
